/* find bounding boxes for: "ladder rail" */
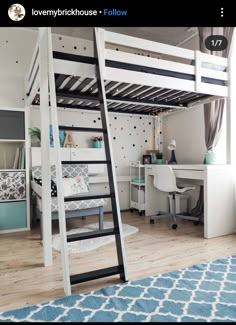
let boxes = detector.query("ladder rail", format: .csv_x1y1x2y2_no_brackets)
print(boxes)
47,27,71,296
94,27,128,281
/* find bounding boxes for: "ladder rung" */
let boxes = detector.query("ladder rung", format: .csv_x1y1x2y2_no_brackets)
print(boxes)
64,193,114,202
62,160,111,165
59,126,106,133
70,266,124,285
67,228,116,242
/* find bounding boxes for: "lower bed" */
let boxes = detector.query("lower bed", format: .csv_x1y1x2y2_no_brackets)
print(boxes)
31,164,107,232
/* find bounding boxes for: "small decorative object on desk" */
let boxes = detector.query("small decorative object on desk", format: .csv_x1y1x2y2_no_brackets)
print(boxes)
146,150,159,164
143,155,151,164
168,139,177,164
205,150,217,164
91,136,103,148
156,151,163,164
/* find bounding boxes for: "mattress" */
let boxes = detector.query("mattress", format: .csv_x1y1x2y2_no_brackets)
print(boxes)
36,196,107,213
32,180,107,213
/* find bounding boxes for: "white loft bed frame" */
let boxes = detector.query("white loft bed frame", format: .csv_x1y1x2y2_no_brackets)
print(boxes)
27,28,229,115
25,27,236,269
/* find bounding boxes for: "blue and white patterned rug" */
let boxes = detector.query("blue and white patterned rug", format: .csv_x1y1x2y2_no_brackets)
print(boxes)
1,255,236,322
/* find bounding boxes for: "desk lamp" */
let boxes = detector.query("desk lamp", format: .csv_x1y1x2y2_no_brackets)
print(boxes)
168,139,177,164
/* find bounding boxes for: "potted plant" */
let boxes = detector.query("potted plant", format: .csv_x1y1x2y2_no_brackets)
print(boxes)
29,127,41,146
91,136,103,148
156,151,163,164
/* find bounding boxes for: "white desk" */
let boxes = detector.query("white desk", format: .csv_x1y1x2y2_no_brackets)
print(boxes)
145,164,236,239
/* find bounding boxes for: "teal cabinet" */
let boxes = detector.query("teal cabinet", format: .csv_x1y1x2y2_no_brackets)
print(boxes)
0,201,26,230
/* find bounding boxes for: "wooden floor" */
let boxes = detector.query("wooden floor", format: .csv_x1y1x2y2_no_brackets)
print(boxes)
0,211,236,312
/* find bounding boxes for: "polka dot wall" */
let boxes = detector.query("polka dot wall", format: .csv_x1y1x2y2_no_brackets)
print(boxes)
31,108,155,211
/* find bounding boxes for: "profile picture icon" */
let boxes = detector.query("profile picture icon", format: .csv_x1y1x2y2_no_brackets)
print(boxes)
8,4,26,21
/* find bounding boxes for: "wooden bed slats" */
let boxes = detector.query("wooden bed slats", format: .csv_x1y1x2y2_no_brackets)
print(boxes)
30,41,228,114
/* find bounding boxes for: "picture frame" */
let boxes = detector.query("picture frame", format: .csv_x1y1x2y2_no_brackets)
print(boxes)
143,155,151,165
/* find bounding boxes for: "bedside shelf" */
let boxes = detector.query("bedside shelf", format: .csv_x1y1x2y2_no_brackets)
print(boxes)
130,182,145,186
130,164,144,168
129,162,146,215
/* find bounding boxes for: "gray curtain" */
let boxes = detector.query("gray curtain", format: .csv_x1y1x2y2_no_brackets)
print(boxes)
191,27,234,220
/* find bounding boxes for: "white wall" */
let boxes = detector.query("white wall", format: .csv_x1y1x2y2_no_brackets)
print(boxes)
0,28,37,108
162,34,227,165
163,106,205,164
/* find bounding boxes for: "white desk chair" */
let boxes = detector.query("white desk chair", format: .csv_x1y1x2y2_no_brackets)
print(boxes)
150,165,200,229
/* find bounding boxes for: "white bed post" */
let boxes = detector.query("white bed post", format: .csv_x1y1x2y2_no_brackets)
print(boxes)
24,104,31,231
39,28,53,266
47,27,71,296
227,29,236,165
24,77,31,231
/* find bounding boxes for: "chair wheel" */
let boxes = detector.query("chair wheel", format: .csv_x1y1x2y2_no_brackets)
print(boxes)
150,219,155,224
172,224,178,230
193,221,200,226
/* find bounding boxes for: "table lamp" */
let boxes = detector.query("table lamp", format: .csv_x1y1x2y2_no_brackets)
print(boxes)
168,139,177,164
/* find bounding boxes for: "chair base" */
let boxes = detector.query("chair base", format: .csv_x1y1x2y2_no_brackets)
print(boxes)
150,212,200,229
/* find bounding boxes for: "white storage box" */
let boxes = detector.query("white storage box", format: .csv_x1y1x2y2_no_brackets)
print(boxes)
168,194,189,214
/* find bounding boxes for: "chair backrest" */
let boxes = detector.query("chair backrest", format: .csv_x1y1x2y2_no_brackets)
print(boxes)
153,165,177,193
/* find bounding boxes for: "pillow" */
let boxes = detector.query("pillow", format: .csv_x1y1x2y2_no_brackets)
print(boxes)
34,178,57,197
62,176,89,197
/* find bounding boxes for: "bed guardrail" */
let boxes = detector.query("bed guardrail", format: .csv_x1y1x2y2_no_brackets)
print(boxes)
102,29,228,97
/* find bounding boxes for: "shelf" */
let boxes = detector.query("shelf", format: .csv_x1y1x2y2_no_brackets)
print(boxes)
130,201,145,210
0,227,29,234
0,169,26,172
0,199,26,203
0,139,25,142
130,182,145,186
130,164,144,168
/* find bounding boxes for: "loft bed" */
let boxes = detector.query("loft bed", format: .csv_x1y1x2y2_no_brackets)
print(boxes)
25,27,231,271
26,28,228,116
25,27,234,293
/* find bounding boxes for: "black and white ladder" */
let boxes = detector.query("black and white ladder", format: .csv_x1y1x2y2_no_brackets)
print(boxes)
47,27,128,295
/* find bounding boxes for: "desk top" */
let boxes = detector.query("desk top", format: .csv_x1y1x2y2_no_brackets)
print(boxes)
145,164,232,171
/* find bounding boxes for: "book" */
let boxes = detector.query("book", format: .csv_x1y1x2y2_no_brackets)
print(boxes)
17,147,22,169
20,146,25,169
13,147,20,169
